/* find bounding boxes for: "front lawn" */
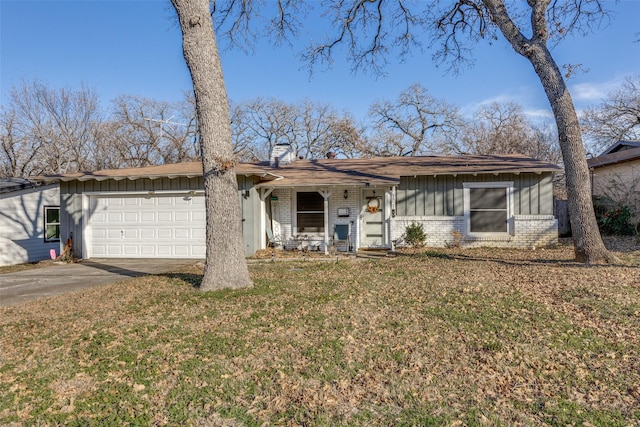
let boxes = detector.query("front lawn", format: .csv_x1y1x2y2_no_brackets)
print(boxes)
1,244,639,425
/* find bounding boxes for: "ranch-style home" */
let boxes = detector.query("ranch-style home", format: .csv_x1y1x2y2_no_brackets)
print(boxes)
0,178,61,266
41,144,561,260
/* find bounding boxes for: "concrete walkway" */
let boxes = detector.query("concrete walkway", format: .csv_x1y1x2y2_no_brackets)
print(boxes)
0,259,197,307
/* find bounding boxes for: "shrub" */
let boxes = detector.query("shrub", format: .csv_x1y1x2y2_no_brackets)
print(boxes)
596,205,636,236
404,222,426,247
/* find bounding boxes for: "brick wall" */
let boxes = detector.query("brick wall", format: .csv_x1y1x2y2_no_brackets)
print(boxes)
270,189,292,242
391,215,558,249
270,187,361,252
328,187,360,250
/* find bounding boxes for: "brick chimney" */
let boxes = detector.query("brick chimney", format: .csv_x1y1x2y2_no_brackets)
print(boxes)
270,143,296,167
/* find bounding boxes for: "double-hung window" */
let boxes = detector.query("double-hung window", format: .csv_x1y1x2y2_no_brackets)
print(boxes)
44,206,61,242
463,182,513,235
296,192,324,233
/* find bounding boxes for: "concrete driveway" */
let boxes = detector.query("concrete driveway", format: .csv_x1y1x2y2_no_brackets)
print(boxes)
0,259,199,307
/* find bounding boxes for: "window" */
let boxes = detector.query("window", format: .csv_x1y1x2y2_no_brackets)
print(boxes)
463,182,512,235
296,192,324,233
44,206,61,242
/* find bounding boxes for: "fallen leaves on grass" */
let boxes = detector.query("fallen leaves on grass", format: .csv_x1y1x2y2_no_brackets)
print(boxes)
1,242,639,425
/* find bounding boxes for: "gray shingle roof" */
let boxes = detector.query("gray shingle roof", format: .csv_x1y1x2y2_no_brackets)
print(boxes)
39,154,561,187
588,147,640,169
601,140,640,155
0,178,39,194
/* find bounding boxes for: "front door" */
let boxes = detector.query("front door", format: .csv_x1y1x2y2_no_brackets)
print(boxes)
360,189,386,248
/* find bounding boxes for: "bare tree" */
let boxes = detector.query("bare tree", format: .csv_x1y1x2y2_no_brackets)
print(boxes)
368,84,462,156
300,0,617,263
90,121,132,170
460,101,561,163
315,111,368,159
230,101,259,160
1,80,101,176
0,108,42,177
172,0,252,290
363,124,411,157
231,97,299,161
479,0,616,263
230,97,365,160
110,94,199,167
582,74,640,153
185,0,617,264
296,100,365,159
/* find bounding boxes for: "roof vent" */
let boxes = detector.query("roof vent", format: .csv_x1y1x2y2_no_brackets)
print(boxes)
326,151,336,159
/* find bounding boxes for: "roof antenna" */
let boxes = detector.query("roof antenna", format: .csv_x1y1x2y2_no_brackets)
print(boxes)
143,116,185,139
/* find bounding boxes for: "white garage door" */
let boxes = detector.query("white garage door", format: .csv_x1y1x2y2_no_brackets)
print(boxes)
88,194,206,258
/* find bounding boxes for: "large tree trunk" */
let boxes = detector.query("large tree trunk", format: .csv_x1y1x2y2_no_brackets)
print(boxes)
172,0,252,289
524,46,617,263
483,0,618,264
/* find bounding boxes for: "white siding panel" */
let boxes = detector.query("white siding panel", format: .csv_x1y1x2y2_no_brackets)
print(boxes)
141,212,155,222
124,212,138,222
140,229,155,239
87,194,206,259
0,185,60,266
175,228,189,239
92,212,107,223
192,228,206,239
158,212,172,222
140,245,155,256
157,229,172,239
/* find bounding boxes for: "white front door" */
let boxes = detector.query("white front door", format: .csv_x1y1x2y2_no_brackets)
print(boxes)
360,189,386,248
87,194,206,258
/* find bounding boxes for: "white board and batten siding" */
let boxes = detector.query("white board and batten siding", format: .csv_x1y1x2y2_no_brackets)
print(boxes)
0,184,60,266
86,193,206,259
62,176,261,260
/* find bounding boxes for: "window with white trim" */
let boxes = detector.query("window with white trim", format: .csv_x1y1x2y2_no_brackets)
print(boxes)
463,182,513,235
296,192,324,233
44,206,61,242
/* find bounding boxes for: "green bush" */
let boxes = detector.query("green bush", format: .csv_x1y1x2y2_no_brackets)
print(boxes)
596,205,636,236
404,222,426,247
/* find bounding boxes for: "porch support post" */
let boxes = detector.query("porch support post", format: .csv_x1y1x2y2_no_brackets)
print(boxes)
259,187,274,201
318,189,331,254
259,197,266,249
258,188,274,249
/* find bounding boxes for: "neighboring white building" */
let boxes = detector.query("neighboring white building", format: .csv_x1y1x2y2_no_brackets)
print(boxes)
588,140,640,228
0,179,61,266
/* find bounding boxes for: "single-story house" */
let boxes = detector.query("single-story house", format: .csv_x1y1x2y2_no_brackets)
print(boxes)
40,145,561,260
0,178,61,266
587,140,640,217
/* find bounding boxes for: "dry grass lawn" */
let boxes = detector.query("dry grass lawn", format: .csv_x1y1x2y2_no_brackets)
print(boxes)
1,238,639,426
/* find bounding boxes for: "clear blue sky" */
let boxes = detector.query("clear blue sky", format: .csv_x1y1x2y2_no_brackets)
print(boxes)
1,0,639,123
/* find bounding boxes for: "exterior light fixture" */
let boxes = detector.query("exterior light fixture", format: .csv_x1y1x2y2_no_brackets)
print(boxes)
343,189,348,199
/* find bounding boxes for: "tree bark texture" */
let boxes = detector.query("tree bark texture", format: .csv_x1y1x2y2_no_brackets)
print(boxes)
172,0,253,289
482,0,617,264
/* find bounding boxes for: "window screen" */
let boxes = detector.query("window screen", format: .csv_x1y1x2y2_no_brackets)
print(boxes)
296,192,324,233
469,188,508,233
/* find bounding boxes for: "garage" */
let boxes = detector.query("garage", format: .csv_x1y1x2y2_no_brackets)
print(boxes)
87,193,206,258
